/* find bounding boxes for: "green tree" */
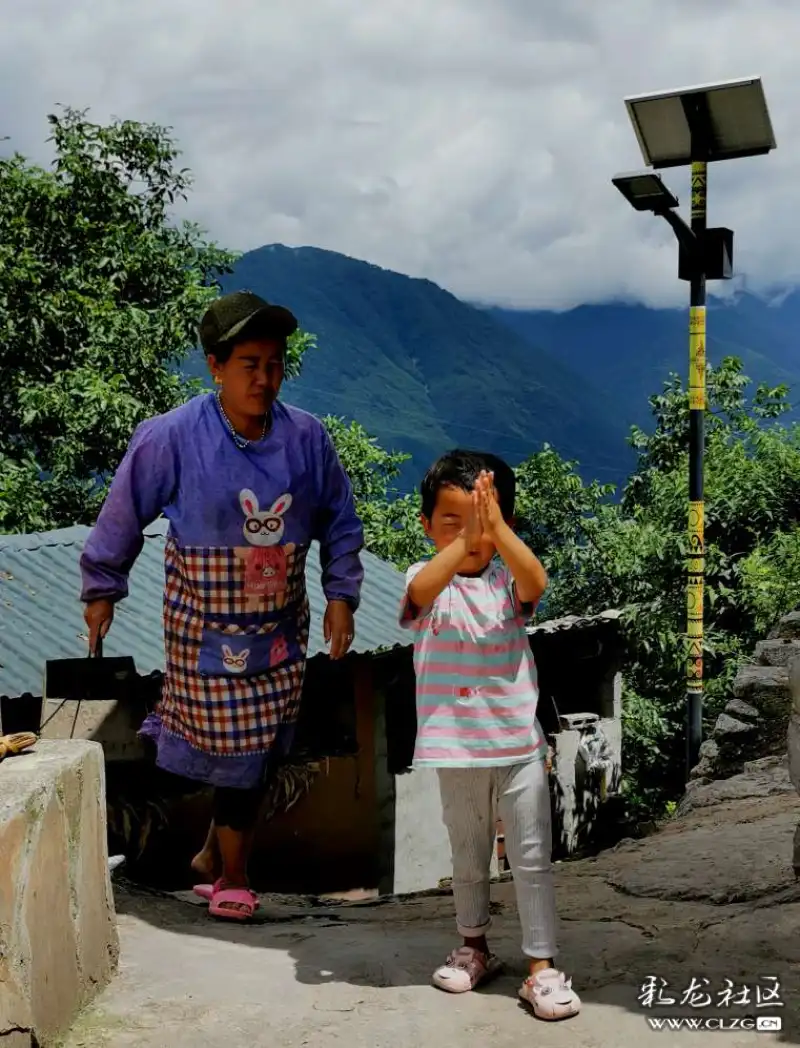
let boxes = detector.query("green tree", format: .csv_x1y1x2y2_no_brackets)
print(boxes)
0,108,417,564
321,416,427,569
738,526,800,635
0,107,238,532
514,357,800,823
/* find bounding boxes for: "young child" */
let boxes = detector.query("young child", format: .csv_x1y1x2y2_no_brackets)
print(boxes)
399,450,580,1021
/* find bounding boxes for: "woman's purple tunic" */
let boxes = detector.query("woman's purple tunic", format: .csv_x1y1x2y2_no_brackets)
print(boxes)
80,394,364,789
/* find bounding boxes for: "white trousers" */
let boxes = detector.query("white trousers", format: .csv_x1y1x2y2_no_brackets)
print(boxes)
437,759,558,959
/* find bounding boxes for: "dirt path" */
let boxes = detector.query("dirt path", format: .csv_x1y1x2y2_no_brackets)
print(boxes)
64,758,800,1047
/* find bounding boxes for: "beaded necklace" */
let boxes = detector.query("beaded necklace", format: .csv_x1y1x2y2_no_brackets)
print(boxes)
216,391,270,450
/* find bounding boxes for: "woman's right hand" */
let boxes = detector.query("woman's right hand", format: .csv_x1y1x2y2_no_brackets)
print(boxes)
84,599,115,655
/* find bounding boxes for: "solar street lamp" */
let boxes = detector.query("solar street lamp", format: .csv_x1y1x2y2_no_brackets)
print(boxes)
612,76,777,782
611,172,679,212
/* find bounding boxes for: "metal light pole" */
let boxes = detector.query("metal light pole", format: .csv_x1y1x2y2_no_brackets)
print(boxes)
612,77,776,780
686,143,707,777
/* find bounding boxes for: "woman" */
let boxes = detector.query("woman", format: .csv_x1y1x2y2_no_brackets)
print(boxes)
80,290,364,919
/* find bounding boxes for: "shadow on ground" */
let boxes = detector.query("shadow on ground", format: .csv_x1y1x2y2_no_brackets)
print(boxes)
66,760,800,1047
108,841,800,1045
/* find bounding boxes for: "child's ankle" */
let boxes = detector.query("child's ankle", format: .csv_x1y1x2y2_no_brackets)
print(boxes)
463,935,490,956
528,958,555,976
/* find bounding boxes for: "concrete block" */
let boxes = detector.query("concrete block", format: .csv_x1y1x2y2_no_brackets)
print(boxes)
389,768,453,895
0,740,119,1046
39,699,148,763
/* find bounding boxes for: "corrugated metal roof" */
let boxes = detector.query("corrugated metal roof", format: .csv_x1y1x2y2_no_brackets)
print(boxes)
527,609,622,635
0,520,412,699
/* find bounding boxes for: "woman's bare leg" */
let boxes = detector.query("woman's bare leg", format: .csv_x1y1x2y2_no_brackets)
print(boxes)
213,826,255,914
191,820,220,882
208,786,263,914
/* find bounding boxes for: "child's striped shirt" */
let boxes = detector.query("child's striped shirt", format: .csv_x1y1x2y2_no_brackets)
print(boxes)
399,557,546,768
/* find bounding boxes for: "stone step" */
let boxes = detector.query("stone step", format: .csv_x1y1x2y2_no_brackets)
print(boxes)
756,639,800,667
732,664,790,716
769,610,800,641
730,664,793,764
724,697,760,723
713,712,758,743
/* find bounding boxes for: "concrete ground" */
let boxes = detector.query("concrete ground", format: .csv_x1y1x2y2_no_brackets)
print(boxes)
64,758,800,1048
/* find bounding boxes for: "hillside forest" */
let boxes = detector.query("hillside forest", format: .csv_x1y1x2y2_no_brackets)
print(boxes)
3,109,800,826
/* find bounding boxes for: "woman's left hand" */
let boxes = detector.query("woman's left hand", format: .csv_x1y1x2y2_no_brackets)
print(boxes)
324,600,355,660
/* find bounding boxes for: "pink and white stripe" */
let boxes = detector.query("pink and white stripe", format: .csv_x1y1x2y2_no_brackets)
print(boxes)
399,559,545,768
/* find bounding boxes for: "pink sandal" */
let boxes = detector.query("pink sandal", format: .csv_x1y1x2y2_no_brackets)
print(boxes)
518,968,581,1020
206,879,260,921
431,947,504,993
193,883,261,910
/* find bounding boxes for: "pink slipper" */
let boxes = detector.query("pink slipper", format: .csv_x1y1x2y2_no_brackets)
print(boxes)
519,968,581,1020
207,880,259,921
431,947,504,993
193,883,262,910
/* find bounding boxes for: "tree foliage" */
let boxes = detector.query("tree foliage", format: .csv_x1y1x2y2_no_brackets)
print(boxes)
325,361,800,822
0,107,240,531
321,416,427,569
512,357,800,822
5,110,800,831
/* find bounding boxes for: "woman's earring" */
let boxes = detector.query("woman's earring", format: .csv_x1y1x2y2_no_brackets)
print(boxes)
214,375,222,386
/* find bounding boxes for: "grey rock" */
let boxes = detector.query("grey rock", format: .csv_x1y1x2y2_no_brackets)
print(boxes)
769,610,800,640
688,763,715,782
688,738,732,782
743,754,786,774
698,715,759,782
679,779,707,806
788,712,800,793
733,663,790,702
732,666,791,744
689,738,719,781
714,713,757,739
597,810,799,903
723,697,760,722
790,657,800,715
698,738,719,760
677,759,793,816
756,639,800,667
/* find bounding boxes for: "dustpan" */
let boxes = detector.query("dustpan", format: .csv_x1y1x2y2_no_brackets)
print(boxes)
44,638,137,703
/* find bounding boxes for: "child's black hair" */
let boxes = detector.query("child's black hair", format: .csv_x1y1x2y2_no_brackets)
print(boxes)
420,449,516,520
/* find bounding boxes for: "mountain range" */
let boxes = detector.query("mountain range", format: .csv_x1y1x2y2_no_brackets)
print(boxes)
183,244,800,493
488,292,800,436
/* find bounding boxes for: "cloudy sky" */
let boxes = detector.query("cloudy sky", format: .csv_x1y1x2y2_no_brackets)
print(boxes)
2,0,797,309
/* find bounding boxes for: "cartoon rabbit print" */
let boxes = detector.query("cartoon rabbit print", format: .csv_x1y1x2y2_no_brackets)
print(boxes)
240,489,291,547
237,489,295,611
222,644,250,673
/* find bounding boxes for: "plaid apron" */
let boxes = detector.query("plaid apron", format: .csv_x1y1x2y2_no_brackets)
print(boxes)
157,537,310,756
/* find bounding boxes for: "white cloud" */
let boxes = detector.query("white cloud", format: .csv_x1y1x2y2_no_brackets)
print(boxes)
1,0,798,309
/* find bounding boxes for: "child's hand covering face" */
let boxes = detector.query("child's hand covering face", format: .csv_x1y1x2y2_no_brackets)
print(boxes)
475,470,503,536
460,487,483,552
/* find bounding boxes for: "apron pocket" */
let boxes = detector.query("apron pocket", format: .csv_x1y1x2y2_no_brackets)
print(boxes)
198,621,301,679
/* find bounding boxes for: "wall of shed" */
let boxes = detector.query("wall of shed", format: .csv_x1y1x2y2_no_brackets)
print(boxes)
120,657,380,894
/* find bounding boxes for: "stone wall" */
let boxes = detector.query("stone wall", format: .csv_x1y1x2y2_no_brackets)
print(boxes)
691,610,799,782
0,740,119,1047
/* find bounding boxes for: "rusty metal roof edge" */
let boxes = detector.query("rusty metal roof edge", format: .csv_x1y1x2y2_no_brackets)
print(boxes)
0,518,170,552
526,608,623,635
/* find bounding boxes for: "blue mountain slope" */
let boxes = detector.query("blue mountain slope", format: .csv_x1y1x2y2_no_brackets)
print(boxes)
487,292,800,431
183,245,633,490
